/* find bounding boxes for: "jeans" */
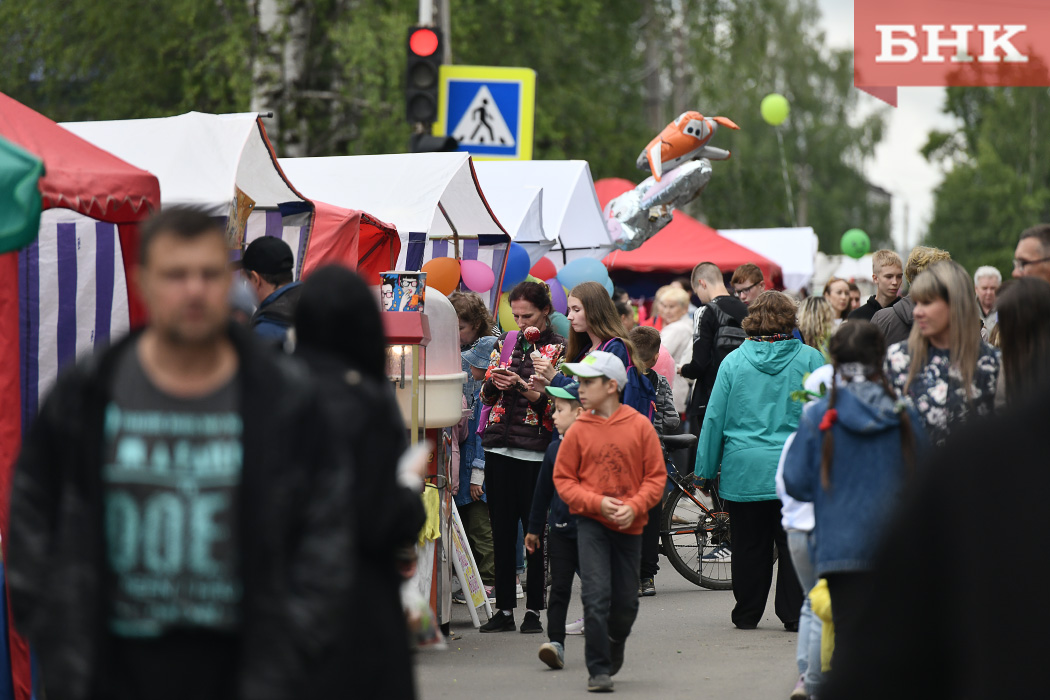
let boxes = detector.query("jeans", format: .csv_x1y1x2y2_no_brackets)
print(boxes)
485,452,545,611
546,528,578,645
577,518,642,677
459,500,496,586
787,530,823,695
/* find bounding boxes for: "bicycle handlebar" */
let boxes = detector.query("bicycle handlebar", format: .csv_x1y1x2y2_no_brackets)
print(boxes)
661,433,698,451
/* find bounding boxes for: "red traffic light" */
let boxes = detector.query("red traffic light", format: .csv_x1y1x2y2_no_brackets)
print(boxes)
409,28,439,57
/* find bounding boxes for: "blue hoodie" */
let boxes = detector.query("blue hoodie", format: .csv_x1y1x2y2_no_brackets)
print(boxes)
783,381,929,576
527,434,576,538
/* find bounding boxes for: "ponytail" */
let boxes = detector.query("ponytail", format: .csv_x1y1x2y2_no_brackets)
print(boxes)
819,371,838,491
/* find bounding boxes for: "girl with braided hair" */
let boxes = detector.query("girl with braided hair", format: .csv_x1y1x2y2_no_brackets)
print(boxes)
783,321,929,671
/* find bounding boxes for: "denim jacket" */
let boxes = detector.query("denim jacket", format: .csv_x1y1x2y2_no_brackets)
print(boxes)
456,361,486,507
783,381,929,576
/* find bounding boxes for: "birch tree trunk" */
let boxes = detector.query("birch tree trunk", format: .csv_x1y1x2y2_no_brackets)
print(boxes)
250,0,309,156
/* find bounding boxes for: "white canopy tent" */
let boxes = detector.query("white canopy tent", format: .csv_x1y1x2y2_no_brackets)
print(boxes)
472,160,613,269
469,177,550,264
719,227,819,292
279,152,511,307
62,112,315,275
813,252,877,297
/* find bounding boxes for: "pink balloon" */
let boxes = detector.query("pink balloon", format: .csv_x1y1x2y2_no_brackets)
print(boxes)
653,346,675,383
460,259,495,293
546,277,568,314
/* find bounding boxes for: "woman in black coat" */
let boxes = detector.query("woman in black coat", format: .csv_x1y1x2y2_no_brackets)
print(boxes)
294,266,426,700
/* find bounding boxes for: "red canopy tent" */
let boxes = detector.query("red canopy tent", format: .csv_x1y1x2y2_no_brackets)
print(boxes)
300,200,400,284
0,93,161,700
603,215,783,286
596,177,783,287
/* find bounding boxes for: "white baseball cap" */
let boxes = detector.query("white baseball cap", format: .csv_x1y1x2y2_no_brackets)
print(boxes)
561,350,628,389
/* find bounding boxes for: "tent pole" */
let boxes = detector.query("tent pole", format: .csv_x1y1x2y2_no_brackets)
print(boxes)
437,202,460,259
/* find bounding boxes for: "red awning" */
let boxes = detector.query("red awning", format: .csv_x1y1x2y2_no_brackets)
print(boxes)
596,177,783,287
300,200,400,285
0,93,160,223
594,177,637,213
0,93,162,700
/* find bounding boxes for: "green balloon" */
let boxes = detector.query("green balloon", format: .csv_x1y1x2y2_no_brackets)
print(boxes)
841,228,871,259
549,311,570,338
761,93,790,126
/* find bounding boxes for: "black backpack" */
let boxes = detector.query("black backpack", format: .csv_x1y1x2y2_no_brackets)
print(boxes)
704,302,746,355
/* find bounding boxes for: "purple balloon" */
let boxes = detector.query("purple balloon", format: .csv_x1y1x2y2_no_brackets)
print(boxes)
546,277,568,315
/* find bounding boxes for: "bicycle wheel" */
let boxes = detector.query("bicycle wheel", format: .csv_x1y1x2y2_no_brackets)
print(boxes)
660,486,733,590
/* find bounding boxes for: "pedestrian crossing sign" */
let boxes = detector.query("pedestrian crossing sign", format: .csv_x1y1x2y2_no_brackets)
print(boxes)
434,65,536,161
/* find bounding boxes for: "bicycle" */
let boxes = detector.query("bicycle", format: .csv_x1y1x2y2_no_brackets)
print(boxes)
658,433,732,590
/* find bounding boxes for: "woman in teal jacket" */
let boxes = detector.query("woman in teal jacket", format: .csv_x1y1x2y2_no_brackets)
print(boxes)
694,291,825,630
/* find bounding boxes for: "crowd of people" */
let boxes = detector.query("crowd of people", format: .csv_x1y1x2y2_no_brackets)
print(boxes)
8,204,1050,698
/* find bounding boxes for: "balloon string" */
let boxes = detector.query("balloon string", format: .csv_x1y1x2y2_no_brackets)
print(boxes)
775,128,798,227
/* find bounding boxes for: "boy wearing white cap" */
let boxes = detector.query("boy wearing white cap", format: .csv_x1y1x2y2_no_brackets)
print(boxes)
552,351,667,693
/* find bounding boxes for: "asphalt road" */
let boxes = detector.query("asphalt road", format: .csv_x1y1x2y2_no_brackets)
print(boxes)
416,557,799,700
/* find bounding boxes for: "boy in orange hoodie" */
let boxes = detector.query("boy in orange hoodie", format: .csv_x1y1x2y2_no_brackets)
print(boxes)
553,351,667,693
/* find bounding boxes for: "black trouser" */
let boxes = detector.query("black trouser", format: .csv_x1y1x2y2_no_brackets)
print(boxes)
639,500,662,579
825,572,877,669
577,517,641,677
724,499,802,628
546,528,578,645
485,452,545,612
685,413,704,470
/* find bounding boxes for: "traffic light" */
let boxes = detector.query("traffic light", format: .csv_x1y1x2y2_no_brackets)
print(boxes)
406,26,443,124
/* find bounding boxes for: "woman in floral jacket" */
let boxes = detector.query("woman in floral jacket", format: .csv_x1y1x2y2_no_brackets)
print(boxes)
478,281,566,633
885,261,1000,447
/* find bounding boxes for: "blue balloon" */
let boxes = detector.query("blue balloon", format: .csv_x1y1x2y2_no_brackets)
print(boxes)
500,242,531,292
556,257,609,291
602,275,614,297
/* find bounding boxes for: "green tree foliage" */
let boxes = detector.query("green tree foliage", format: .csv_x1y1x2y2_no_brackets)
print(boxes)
656,0,890,252
328,0,652,175
922,87,1050,278
0,0,254,120
0,0,885,253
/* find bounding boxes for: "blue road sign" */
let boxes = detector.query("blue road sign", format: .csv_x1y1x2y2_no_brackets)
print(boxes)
435,66,536,161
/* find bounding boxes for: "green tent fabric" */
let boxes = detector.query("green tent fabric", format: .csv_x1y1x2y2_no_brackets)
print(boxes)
0,135,43,254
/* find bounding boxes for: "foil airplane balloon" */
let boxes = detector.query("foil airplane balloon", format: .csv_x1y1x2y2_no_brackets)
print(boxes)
635,111,740,181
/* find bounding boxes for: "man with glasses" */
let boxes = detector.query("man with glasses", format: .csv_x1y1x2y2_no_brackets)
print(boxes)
1013,224,1050,284
731,263,765,306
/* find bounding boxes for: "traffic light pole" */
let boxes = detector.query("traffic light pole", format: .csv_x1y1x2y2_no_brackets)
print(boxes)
418,0,433,25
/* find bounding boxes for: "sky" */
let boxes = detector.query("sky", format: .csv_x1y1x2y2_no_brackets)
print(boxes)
815,0,960,251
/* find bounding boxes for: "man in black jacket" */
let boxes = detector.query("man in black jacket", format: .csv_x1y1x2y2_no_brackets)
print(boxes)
679,262,748,432
8,208,349,700
240,235,303,344
848,249,903,322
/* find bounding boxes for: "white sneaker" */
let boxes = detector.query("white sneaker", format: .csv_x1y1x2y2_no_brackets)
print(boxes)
565,617,585,635
515,583,524,599
702,544,732,562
